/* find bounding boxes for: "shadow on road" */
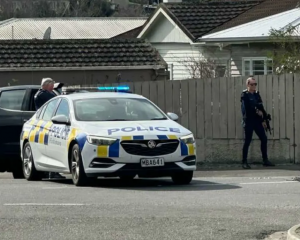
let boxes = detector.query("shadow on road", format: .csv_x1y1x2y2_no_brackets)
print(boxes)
46,178,241,191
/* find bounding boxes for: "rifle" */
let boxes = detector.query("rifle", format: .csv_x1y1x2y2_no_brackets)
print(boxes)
255,103,272,135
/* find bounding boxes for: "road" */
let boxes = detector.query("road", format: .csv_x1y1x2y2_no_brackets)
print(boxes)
0,168,300,240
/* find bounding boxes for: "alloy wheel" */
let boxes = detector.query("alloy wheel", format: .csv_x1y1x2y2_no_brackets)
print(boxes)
23,145,33,176
72,149,80,182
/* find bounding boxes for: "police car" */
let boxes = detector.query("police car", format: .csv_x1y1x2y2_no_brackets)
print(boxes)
20,86,197,186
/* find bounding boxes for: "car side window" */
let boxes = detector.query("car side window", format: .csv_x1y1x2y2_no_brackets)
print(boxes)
37,103,47,119
0,89,26,111
54,99,70,118
41,99,59,121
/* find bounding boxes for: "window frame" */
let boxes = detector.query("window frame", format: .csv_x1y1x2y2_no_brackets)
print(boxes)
53,98,71,120
0,89,27,112
40,98,61,121
242,57,273,76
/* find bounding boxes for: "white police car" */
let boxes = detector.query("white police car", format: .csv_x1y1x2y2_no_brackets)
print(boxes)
20,86,197,186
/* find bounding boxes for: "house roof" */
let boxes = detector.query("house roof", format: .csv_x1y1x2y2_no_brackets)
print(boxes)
0,39,166,70
200,8,300,41
0,17,147,40
139,1,263,41
209,0,300,34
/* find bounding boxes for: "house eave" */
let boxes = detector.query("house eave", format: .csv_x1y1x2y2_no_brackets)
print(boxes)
0,65,167,72
196,37,271,44
195,36,300,45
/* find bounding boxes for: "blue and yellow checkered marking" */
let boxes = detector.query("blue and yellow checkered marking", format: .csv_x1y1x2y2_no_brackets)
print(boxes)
24,119,54,145
180,141,195,156
96,135,180,158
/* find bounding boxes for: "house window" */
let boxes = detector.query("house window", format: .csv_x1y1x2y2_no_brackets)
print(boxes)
242,57,273,76
214,65,227,78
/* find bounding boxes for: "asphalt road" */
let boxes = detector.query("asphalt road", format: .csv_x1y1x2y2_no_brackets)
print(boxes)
1,168,300,240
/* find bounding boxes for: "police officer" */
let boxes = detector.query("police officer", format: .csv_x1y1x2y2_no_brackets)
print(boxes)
241,76,275,169
34,78,65,179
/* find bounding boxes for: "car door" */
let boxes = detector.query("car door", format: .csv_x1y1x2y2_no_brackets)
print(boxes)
21,88,39,125
46,98,71,170
35,98,61,167
0,89,27,156
27,102,49,168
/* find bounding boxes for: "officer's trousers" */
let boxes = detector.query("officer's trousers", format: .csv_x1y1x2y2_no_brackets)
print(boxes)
242,119,268,162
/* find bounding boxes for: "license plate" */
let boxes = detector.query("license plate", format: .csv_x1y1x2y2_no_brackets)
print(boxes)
141,158,164,167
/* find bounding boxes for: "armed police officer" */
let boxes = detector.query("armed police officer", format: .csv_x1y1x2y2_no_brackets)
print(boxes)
241,76,275,169
34,78,65,179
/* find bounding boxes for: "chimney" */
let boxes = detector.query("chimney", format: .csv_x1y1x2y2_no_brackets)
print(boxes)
163,0,182,2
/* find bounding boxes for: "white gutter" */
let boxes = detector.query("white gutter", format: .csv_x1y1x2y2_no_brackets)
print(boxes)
192,36,300,45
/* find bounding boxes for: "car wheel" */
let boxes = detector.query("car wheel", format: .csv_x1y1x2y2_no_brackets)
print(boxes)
171,171,193,185
12,158,24,179
22,142,42,181
119,175,136,181
71,144,88,187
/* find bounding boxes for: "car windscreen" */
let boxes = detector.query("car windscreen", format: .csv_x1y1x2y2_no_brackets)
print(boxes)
73,97,167,121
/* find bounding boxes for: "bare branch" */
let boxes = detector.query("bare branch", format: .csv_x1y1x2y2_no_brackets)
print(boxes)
178,47,228,79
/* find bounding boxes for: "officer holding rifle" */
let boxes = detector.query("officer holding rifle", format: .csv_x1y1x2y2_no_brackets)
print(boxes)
240,76,275,169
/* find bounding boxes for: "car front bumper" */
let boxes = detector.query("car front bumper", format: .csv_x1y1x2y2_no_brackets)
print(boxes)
81,139,197,177
83,155,197,178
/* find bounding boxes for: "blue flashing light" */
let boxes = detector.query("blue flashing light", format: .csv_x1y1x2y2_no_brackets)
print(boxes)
97,85,130,92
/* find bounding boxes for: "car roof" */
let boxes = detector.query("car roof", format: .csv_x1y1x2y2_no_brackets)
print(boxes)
0,85,40,91
62,92,145,100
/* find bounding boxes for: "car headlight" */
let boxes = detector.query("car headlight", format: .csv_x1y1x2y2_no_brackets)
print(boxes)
87,136,117,145
180,134,195,144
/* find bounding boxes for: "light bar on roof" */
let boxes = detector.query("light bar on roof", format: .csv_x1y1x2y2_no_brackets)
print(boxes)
97,85,130,91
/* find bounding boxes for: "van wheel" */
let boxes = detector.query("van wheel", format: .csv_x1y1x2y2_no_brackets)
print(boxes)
171,171,193,185
22,142,42,181
71,144,88,186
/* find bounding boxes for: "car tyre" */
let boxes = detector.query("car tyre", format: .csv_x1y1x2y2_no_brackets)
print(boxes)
71,144,88,187
22,142,42,181
12,159,24,179
171,171,193,185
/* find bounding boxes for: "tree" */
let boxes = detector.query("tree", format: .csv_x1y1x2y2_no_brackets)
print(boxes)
69,0,114,17
268,24,300,74
0,0,115,19
179,48,228,79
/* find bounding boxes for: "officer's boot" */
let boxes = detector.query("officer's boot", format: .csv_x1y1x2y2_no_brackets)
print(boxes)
242,160,251,169
263,159,275,167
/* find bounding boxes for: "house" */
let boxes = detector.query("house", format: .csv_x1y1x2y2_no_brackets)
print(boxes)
0,38,168,87
199,6,300,77
0,17,147,40
137,0,300,80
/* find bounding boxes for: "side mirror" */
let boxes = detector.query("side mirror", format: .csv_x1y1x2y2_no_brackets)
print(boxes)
51,115,70,125
167,112,179,121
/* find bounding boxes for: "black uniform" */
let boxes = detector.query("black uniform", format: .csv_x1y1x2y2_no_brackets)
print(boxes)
34,89,55,110
241,89,273,168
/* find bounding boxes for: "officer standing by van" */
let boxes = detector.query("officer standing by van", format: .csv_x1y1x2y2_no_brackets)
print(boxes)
240,76,275,169
34,78,65,179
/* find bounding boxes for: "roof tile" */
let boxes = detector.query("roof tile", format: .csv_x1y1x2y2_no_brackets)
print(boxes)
209,0,300,34
162,1,262,40
0,39,166,69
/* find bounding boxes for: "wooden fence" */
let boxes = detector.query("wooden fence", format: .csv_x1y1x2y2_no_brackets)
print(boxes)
77,73,300,164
